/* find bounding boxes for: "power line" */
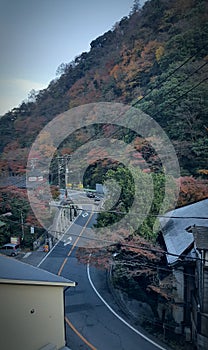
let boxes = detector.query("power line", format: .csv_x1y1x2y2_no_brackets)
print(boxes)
132,45,208,107
50,227,208,264
1,44,208,258
2,185,208,221
47,66,208,165
2,213,208,264
150,75,208,120
149,61,208,104
2,68,207,190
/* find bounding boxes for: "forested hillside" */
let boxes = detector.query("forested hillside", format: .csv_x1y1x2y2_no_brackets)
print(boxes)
1,3,207,343
0,0,208,186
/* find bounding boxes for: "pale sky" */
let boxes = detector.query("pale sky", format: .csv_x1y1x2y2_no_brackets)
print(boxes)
0,0,146,115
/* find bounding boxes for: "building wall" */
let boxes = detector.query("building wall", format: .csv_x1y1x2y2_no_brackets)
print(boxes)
171,268,184,331
203,268,208,313
173,268,184,303
0,283,66,350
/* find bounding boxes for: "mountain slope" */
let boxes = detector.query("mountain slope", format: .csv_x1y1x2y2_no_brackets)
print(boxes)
0,0,207,176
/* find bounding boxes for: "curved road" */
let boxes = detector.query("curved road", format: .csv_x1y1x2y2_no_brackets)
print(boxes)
40,211,168,350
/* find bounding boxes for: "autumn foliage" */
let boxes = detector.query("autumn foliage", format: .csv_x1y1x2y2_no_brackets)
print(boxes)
176,176,208,207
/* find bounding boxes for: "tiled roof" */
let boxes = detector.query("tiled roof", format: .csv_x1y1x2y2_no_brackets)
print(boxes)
191,226,208,250
0,255,76,287
159,199,208,264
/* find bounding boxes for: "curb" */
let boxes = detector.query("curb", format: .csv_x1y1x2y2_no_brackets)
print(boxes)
106,267,175,350
106,266,148,325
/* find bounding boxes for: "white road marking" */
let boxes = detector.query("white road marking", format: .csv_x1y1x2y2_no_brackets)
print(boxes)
37,212,81,267
37,233,65,267
87,263,167,350
64,236,72,246
23,252,31,258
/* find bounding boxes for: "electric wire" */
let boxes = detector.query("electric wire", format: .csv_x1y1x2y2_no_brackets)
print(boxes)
0,44,207,178
147,61,208,104
0,19,208,336
1,44,208,264
132,45,208,107
0,21,207,340
2,214,208,265
150,75,208,120
1,65,207,186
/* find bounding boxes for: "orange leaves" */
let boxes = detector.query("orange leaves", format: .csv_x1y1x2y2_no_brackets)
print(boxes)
110,64,120,80
140,40,163,70
155,45,165,62
121,235,162,261
176,176,208,207
35,131,56,159
60,147,73,155
147,285,170,300
87,147,110,164
1,141,29,175
14,116,45,136
68,77,86,98
50,185,60,200
68,73,103,108
133,136,147,151
198,169,208,175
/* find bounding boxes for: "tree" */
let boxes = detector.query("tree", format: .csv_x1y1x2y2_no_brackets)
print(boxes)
176,176,208,207
55,62,68,77
95,165,175,241
130,0,141,15
27,89,39,103
0,186,44,247
76,234,172,309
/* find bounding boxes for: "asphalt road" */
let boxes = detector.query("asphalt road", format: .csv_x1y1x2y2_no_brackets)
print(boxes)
38,212,168,350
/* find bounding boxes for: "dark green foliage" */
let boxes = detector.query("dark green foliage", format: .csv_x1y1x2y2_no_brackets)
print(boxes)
95,166,170,241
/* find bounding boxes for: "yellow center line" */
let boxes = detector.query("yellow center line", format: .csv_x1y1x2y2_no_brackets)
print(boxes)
58,211,94,276
65,316,97,350
58,211,97,349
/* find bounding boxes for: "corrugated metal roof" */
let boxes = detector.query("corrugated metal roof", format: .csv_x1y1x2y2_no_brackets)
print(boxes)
160,199,208,265
0,255,76,287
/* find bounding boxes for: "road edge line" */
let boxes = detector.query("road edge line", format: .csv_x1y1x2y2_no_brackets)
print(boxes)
87,262,167,350
37,212,81,268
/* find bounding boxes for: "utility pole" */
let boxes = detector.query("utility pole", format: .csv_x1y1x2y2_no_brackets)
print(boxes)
65,156,69,197
57,155,71,193
57,156,61,188
57,156,65,188
20,211,24,241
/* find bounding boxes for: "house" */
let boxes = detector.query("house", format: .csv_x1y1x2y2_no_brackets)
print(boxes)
188,225,208,350
159,199,208,349
0,254,76,350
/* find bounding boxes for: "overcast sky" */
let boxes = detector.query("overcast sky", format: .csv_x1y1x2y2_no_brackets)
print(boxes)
0,0,146,115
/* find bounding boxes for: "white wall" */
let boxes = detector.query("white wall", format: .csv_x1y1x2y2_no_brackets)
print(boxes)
0,283,66,350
